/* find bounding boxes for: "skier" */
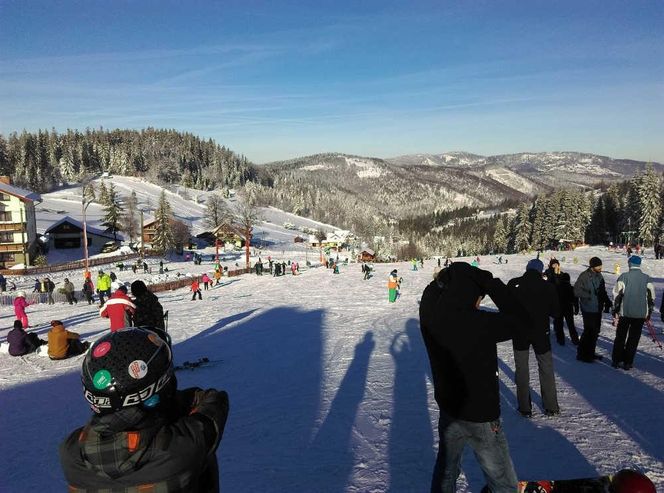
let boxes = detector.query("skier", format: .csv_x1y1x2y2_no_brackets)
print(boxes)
131,280,166,330
508,259,561,417
611,256,655,370
214,269,222,286
412,259,418,271
201,273,211,290
388,270,400,303
13,291,32,329
7,320,45,356
63,278,77,305
82,277,95,305
47,320,89,360
100,286,136,332
545,259,579,345
59,328,229,492
191,279,202,300
574,257,612,362
419,262,527,493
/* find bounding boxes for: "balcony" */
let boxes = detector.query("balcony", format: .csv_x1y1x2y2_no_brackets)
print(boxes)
0,222,26,232
0,242,27,252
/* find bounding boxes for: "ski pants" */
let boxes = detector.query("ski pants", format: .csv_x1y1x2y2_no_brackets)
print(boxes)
553,310,579,345
578,311,602,361
612,317,644,366
431,412,517,493
514,349,559,413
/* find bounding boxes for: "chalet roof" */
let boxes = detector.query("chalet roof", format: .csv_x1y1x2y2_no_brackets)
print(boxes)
361,248,375,256
0,182,41,202
44,216,119,240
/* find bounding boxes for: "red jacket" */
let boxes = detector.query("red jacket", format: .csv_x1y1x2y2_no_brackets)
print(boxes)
191,280,200,291
100,291,136,332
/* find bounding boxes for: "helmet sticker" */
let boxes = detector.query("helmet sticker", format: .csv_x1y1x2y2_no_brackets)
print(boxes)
93,369,112,390
128,360,148,379
143,395,160,408
93,341,112,358
147,333,162,346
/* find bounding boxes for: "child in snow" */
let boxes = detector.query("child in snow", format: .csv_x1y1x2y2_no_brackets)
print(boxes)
214,269,222,285
47,320,89,360
388,270,400,303
202,273,211,290
7,320,45,356
13,291,32,329
59,328,229,491
191,279,202,300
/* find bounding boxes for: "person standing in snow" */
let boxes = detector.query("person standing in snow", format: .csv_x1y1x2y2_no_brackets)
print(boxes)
60,328,229,492
611,256,655,370
574,257,612,362
96,270,112,305
63,278,77,305
419,262,528,493
45,277,56,305
507,259,561,417
131,280,166,330
545,259,579,345
82,277,95,305
388,270,400,303
13,291,32,328
201,273,211,290
191,279,202,300
214,269,222,286
100,286,136,332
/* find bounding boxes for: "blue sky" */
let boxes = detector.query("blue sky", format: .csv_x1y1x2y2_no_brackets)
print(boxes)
1,0,662,163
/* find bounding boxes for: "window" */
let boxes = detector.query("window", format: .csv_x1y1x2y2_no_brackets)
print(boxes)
0,252,15,261
0,211,11,221
0,232,13,243
0,193,10,201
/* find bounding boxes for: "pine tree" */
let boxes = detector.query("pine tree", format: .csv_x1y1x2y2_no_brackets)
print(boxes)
637,164,661,246
102,183,123,241
122,190,140,242
98,180,110,205
152,190,175,253
514,204,532,252
492,216,508,253
529,197,548,250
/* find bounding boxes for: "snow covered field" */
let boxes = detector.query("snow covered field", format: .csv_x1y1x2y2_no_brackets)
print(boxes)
1,247,663,492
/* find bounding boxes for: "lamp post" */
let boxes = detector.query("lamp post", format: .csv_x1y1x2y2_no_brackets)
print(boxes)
81,183,94,276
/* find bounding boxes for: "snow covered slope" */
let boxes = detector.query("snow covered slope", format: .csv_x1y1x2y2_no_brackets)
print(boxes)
1,246,663,492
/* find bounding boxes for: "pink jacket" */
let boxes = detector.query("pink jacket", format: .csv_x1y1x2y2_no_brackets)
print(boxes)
13,297,30,319
201,274,211,283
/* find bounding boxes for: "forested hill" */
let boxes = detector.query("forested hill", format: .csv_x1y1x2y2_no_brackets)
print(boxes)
0,128,257,193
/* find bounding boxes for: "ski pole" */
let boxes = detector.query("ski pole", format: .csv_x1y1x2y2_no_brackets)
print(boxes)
645,320,663,350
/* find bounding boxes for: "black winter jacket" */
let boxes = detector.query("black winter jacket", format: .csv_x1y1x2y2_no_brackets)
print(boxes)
133,292,166,330
419,263,529,423
60,388,229,492
508,270,561,353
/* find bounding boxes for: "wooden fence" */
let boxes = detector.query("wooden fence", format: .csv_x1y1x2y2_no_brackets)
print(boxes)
0,253,141,277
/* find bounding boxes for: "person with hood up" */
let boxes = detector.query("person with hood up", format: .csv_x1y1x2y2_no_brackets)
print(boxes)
47,320,89,360
612,255,655,370
574,257,612,362
59,328,229,492
13,291,32,328
131,280,166,330
100,285,136,332
508,259,561,417
7,320,45,356
419,262,529,493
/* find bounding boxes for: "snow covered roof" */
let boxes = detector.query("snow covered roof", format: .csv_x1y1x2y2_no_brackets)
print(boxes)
44,216,120,240
0,182,41,202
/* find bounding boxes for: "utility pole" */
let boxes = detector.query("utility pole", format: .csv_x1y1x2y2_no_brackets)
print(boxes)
140,210,145,259
81,183,94,276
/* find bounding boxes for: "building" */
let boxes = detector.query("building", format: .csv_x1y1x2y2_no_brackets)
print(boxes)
0,177,42,269
44,216,118,250
309,230,352,251
211,222,247,249
142,217,189,248
358,248,376,262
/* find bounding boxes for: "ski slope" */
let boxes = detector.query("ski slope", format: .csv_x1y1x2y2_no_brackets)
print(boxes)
1,246,663,491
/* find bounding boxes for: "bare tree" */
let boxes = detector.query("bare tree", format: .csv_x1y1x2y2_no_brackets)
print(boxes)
234,195,261,269
172,220,192,253
314,229,327,263
205,194,231,229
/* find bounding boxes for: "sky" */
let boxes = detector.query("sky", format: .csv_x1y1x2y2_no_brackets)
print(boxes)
0,0,663,164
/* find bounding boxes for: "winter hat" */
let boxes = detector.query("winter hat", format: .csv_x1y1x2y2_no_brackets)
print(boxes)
628,255,642,266
589,257,602,268
131,280,148,297
16,291,26,298
117,285,128,294
437,262,493,308
526,259,544,272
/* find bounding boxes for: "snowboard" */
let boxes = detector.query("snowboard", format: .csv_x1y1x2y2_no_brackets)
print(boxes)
516,475,612,493
174,357,222,371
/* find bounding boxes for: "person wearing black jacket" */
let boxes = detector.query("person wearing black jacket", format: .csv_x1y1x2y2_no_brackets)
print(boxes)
508,259,561,417
60,328,229,492
131,280,166,330
420,262,528,493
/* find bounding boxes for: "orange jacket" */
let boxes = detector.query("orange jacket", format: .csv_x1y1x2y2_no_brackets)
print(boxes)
191,280,200,291
48,323,80,359
388,275,399,289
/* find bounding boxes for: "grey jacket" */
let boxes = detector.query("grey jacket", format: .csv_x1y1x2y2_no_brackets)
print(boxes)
613,266,655,319
574,268,610,314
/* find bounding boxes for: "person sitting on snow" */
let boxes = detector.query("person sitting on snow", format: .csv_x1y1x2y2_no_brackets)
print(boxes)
7,320,46,356
100,285,136,332
48,320,89,360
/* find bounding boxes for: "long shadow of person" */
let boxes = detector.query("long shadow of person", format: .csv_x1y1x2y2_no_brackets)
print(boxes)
387,319,435,492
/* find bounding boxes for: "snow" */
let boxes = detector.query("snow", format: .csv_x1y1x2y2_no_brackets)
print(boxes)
485,167,537,194
345,157,384,178
1,245,663,491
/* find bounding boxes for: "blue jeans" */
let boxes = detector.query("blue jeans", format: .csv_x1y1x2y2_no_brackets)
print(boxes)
432,413,517,493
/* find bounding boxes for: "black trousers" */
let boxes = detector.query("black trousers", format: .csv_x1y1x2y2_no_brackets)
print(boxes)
578,312,602,361
553,309,579,345
612,317,645,366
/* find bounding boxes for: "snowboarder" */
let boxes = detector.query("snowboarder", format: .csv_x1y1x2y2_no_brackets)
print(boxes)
7,320,45,356
59,328,229,491
388,270,400,303
574,257,612,363
611,256,655,370
100,286,136,332
191,279,202,300
47,320,89,360
507,259,561,417
13,291,32,329
130,280,166,330
419,262,528,493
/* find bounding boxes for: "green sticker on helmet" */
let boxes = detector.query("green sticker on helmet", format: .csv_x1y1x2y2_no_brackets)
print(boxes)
93,369,112,390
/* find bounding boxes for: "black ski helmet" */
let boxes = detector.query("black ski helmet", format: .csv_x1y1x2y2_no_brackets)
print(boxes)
611,469,656,493
81,328,174,415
